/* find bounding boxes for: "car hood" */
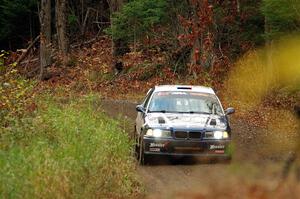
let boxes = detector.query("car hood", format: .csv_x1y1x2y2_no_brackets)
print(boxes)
145,112,227,130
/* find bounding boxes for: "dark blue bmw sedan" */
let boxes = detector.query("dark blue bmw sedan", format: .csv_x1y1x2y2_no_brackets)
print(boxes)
134,85,235,164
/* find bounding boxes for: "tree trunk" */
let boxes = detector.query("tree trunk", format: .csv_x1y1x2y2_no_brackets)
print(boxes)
56,0,69,64
189,0,215,71
236,0,240,14
40,0,52,80
108,0,129,73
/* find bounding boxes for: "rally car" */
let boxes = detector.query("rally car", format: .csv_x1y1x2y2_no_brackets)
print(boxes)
134,85,235,164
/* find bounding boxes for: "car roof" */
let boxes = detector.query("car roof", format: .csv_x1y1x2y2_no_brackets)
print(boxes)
153,85,215,95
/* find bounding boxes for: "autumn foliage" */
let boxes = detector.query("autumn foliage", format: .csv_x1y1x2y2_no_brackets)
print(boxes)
0,52,35,126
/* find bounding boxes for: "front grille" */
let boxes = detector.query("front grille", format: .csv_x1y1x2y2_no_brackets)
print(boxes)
174,131,202,139
189,132,202,139
174,131,188,139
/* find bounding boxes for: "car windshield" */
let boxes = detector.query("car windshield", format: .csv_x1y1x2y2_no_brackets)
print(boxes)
148,91,223,115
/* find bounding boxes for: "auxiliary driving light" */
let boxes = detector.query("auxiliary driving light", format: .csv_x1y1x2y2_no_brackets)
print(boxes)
213,131,229,139
213,131,223,139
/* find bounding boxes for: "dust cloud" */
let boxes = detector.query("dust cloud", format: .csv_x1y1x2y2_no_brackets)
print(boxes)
226,36,300,153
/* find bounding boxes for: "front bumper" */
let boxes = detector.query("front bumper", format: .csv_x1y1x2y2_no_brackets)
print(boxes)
143,137,231,157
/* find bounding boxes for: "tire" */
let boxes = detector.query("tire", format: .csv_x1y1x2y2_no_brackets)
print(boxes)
133,129,148,165
138,136,148,165
133,129,144,164
133,130,140,160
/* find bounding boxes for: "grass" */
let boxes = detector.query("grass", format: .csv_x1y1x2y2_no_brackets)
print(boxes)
0,94,141,198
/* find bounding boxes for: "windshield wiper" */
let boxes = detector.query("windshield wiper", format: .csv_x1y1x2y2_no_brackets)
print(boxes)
177,111,210,114
190,111,210,114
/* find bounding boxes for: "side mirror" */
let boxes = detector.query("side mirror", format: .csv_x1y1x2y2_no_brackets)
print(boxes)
225,107,235,115
136,105,146,113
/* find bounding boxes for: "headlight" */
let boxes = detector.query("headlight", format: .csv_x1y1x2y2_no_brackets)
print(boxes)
145,129,171,137
204,131,229,139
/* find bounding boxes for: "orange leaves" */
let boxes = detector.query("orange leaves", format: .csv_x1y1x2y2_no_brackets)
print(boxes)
177,0,216,69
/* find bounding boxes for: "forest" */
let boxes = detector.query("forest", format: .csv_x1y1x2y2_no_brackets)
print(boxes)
1,0,300,198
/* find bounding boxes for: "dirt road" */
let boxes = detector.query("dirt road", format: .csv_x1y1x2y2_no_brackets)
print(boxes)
100,99,297,198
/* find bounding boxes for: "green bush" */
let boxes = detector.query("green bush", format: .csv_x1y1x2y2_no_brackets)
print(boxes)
0,95,140,198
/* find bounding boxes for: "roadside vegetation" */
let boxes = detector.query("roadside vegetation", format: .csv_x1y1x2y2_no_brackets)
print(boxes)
0,93,141,198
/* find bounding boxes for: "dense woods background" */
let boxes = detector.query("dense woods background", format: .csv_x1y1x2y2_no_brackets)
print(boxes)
1,1,300,198
1,0,299,85
1,0,299,71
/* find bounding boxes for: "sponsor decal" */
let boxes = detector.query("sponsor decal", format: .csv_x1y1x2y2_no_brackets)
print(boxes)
157,92,170,96
172,92,188,95
149,148,160,152
215,150,225,154
150,143,165,148
209,145,225,150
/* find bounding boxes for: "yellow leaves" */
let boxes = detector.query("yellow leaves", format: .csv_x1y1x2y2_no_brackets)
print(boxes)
1,67,34,123
10,62,17,67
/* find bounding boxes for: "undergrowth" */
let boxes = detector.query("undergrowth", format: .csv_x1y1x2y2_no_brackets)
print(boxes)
0,95,141,198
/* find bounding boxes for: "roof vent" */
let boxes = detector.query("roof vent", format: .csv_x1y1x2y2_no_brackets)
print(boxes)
177,87,192,90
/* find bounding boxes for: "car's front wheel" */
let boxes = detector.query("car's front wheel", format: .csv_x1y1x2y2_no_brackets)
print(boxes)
133,129,139,158
138,137,147,165
135,133,147,165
